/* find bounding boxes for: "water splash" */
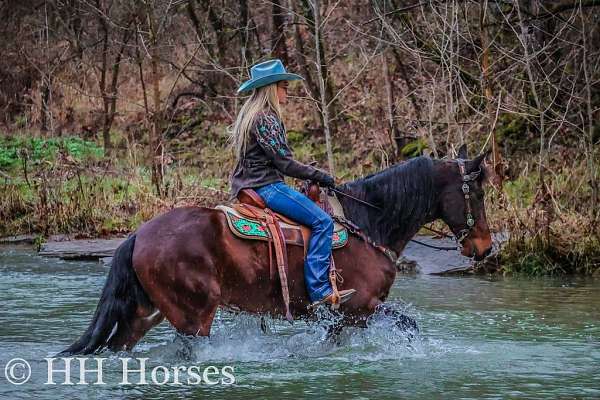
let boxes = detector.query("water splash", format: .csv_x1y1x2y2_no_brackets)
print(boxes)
137,303,445,365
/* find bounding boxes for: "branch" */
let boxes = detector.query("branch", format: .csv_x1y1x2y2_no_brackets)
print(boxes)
547,0,600,14
363,1,430,25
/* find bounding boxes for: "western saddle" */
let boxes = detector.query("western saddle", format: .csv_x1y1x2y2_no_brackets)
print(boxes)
219,183,345,320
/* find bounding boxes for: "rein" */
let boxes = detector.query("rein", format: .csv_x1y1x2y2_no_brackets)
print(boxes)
329,187,382,210
332,159,481,253
332,215,398,262
410,237,458,251
330,188,455,255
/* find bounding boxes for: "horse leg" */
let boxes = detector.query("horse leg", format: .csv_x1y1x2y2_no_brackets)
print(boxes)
311,308,345,342
107,305,164,352
260,317,268,334
325,320,345,343
149,269,221,338
152,297,220,362
173,333,197,361
165,299,220,338
372,303,419,334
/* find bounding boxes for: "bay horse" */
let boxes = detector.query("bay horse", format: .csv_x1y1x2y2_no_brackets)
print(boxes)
60,150,492,355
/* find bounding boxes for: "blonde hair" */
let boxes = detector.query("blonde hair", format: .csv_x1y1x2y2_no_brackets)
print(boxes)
229,83,282,161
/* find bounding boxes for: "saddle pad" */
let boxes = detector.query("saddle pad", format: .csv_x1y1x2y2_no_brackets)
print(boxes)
324,191,346,220
215,205,349,249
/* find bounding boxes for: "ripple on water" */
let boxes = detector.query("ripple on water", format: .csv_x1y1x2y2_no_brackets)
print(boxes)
1,247,600,399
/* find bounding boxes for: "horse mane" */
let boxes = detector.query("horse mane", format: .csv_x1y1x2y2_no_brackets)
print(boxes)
338,156,435,249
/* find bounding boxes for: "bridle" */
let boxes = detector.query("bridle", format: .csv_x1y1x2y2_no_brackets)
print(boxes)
454,158,481,251
322,158,483,253
414,159,482,252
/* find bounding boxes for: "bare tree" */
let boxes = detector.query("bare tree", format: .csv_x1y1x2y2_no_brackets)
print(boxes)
309,0,335,173
94,1,133,155
134,0,176,194
271,0,289,63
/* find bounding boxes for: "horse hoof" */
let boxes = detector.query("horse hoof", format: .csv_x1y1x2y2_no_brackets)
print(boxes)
174,334,195,361
396,314,419,333
371,303,419,338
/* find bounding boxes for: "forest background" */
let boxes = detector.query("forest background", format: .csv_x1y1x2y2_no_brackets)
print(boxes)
0,0,599,275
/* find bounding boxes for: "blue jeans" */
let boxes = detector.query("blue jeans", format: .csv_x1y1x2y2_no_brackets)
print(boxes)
255,181,333,303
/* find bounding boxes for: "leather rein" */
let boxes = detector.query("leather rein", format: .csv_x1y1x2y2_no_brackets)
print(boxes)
331,159,481,253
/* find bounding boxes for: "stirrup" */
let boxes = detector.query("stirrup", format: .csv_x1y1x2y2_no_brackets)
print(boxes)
308,289,356,310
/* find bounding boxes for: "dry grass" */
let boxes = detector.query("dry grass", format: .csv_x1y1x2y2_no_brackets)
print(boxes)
482,157,600,275
0,146,229,238
2,134,599,276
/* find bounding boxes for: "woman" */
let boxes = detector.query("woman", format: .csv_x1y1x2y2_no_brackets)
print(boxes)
229,59,355,307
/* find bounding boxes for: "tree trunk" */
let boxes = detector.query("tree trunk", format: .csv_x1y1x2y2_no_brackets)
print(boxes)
516,1,546,177
289,0,319,102
580,5,598,222
311,0,335,175
381,51,398,161
301,0,337,132
516,0,552,243
144,6,164,195
390,48,420,118
479,0,503,187
271,0,289,63
40,78,52,135
238,0,252,63
199,0,226,61
98,7,112,154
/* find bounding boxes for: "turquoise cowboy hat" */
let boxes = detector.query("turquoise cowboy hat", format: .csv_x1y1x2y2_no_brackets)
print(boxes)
237,59,303,94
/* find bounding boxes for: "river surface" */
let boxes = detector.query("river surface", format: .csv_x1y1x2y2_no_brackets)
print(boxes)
1,246,599,399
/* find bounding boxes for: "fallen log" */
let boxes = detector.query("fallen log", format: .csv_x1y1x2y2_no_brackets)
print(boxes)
36,233,506,275
402,236,472,275
0,234,37,244
39,238,126,260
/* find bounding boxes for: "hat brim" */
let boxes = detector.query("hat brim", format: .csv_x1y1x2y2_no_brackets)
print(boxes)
237,73,304,94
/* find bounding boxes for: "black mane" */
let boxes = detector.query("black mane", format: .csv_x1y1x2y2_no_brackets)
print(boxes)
337,156,436,250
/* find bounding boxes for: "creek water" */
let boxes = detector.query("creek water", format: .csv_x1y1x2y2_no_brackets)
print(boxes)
1,245,599,399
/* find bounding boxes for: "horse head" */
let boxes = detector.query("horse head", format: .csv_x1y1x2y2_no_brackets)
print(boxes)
434,145,493,260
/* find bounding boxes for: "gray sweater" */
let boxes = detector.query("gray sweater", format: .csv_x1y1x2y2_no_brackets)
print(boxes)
229,111,332,199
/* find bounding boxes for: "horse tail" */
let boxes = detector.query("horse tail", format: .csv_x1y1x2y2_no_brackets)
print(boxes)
57,234,151,355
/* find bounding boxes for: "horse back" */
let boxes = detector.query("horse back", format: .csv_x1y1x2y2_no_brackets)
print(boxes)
132,206,397,321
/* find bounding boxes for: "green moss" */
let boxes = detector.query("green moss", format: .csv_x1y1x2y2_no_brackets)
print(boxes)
500,235,600,276
199,176,222,189
495,113,537,154
0,136,104,170
400,138,428,158
15,115,28,129
286,130,305,145
503,175,536,208
497,114,528,139
592,123,600,144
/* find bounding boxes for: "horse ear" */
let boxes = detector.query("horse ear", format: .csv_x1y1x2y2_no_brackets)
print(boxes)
467,150,489,174
481,156,494,185
457,144,468,159
484,148,492,160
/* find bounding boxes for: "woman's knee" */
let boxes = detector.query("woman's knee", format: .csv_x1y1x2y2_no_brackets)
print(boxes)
313,212,334,233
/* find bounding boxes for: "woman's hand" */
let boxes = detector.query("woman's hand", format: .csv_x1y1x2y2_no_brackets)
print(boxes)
320,174,335,188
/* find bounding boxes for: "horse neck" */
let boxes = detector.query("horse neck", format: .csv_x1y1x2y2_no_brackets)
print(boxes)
337,157,438,254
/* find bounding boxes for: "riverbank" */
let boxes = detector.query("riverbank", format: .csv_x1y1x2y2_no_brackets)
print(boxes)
1,233,481,275
1,135,599,276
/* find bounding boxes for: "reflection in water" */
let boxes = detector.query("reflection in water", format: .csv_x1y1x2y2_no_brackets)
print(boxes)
1,246,599,399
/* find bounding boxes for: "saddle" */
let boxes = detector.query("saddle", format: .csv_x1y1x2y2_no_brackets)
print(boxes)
215,184,349,320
